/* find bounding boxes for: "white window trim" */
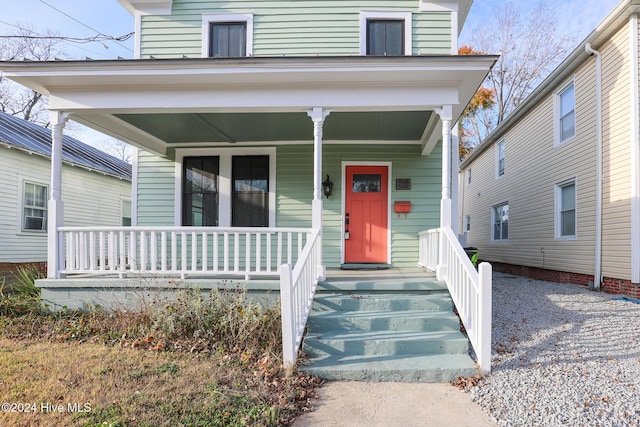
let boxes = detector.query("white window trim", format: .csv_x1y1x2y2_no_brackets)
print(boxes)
201,13,254,58
18,177,48,235
465,214,471,232
175,147,276,227
495,140,505,179
491,202,509,242
555,178,577,240
359,11,412,56
554,78,576,146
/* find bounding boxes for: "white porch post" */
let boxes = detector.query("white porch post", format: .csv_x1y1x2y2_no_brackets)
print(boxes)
48,111,71,279
307,107,330,280
435,106,453,280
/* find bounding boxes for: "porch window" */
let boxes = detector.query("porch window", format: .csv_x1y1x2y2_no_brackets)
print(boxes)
232,155,269,227
182,156,219,226
22,182,47,232
366,20,404,55
209,22,246,57
492,202,509,241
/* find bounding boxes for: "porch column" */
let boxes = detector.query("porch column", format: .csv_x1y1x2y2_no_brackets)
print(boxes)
48,111,71,279
307,107,330,280
435,106,453,280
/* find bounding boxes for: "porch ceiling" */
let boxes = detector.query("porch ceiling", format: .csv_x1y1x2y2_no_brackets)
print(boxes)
113,111,431,144
0,55,498,155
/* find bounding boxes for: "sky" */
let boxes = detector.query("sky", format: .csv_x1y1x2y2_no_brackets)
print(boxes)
0,0,626,149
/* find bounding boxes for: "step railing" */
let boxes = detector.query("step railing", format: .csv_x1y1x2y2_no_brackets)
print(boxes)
418,227,492,373
280,227,322,373
58,226,311,279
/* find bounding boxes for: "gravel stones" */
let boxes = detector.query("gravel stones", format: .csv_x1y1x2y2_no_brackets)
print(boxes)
471,273,640,426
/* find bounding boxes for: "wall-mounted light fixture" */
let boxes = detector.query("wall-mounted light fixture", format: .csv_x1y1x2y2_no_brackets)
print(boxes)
322,174,334,199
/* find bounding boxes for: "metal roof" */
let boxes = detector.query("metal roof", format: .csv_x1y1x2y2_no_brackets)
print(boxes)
0,112,131,180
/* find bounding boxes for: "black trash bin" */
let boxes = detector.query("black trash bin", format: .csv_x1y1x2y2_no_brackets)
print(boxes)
463,247,479,268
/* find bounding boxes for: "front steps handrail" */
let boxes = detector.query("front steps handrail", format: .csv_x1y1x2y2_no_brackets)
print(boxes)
280,227,322,373
418,227,492,373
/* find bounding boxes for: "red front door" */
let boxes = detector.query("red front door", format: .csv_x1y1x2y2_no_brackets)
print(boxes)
345,165,388,263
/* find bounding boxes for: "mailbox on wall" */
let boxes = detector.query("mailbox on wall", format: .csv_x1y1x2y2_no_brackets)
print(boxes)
394,201,411,217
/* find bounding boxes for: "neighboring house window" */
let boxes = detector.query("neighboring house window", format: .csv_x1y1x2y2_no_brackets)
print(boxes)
465,215,471,232
183,156,219,226
121,198,132,226
557,81,576,144
202,14,253,57
492,202,509,241
496,140,505,178
466,169,471,185
232,155,269,227
556,180,576,238
23,182,48,232
360,11,412,56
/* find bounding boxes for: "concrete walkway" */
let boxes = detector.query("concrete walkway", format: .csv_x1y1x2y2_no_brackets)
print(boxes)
293,381,497,427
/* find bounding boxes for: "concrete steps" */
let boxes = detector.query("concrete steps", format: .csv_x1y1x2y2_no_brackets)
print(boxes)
300,272,479,382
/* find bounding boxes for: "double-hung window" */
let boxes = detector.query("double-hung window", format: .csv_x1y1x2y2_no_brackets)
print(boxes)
496,140,505,178
556,180,576,238
22,182,48,232
557,81,575,144
202,14,253,58
492,203,509,241
360,11,412,56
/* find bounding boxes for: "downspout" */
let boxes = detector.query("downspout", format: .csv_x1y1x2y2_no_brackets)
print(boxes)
585,43,603,290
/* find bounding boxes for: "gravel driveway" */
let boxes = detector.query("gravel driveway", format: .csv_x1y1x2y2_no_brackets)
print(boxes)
471,273,640,426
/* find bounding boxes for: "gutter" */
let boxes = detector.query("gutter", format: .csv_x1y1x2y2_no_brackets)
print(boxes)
584,43,603,290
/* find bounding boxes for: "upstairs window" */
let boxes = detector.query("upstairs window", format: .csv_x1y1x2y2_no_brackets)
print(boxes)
496,140,505,178
367,20,404,55
23,182,47,232
210,22,246,57
360,11,412,56
202,14,253,58
556,81,576,144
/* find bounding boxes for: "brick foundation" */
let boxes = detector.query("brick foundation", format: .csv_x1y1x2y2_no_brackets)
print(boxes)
489,261,640,299
0,262,47,284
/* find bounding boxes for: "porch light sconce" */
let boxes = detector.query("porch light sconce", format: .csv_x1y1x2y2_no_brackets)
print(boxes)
322,174,334,199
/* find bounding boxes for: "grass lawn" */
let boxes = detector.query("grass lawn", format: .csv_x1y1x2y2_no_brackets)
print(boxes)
0,268,321,426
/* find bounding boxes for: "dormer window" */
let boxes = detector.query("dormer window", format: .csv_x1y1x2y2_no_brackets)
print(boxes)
360,11,412,56
202,14,253,58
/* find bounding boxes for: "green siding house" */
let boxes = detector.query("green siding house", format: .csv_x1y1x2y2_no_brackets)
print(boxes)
1,0,497,376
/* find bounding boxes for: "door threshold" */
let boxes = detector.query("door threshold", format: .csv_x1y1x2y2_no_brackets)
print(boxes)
340,263,391,270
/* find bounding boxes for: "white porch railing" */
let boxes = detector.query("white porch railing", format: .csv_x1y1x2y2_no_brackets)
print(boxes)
418,227,492,373
58,226,312,279
279,228,322,372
